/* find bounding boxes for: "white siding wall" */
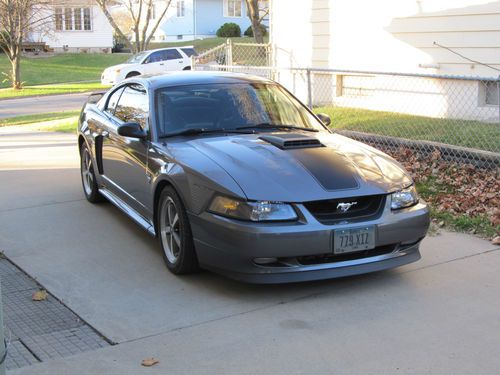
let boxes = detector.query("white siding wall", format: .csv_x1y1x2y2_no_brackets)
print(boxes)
271,0,500,120
272,0,500,77
37,4,113,52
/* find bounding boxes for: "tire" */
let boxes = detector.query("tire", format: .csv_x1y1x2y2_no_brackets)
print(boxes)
80,143,103,203
126,71,140,78
157,186,199,274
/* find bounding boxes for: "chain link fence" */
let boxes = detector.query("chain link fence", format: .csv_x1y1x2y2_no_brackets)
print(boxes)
194,63,500,168
192,39,272,69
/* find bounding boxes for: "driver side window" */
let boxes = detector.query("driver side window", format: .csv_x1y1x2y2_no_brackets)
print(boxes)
144,51,164,64
105,87,125,115
114,84,150,131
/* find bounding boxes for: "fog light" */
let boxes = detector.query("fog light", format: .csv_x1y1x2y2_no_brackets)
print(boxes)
254,257,278,265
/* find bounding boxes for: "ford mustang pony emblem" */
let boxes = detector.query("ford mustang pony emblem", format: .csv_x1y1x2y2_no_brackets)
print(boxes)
336,202,358,213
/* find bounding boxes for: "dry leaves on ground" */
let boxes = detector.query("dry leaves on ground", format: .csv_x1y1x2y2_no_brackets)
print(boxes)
32,289,48,301
141,357,160,367
374,145,500,232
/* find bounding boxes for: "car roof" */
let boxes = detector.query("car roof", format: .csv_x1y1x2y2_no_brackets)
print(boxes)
129,71,274,89
145,46,195,54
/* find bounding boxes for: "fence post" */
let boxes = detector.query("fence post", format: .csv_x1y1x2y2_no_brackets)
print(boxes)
497,76,500,124
226,38,233,66
190,55,196,70
306,68,313,109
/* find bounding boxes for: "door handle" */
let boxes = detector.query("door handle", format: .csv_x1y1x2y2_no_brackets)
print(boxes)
178,61,183,63
160,63,164,66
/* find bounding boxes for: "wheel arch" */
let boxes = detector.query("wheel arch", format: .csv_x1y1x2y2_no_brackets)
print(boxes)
126,71,141,78
152,178,186,236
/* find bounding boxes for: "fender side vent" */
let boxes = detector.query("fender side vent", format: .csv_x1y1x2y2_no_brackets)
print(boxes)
259,134,323,149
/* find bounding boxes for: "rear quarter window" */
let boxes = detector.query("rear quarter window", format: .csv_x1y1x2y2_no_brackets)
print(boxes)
180,48,197,57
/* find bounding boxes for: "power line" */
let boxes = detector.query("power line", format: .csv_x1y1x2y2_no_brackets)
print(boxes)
433,41,500,73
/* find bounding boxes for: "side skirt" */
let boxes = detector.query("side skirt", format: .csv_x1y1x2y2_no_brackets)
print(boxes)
99,188,156,237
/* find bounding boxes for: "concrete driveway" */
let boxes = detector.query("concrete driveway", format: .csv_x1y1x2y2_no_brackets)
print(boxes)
0,93,89,118
1,126,499,374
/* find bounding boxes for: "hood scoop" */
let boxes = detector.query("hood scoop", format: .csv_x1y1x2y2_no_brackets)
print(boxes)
259,134,324,150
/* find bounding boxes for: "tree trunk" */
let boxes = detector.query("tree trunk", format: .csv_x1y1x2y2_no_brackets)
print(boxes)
11,56,21,89
246,0,264,43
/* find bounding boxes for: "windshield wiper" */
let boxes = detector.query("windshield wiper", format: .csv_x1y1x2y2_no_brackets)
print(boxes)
235,123,319,132
160,127,255,138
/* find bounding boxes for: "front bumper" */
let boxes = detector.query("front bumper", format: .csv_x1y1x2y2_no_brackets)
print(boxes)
101,72,118,86
189,200,430,284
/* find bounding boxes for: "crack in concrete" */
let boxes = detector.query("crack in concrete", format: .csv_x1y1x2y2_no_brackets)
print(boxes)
0,198,85,213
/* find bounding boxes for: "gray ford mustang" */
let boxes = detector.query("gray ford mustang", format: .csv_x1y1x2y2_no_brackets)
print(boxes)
78,71,430,283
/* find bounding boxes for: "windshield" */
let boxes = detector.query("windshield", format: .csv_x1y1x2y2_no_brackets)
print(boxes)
126,51,148,64
155,83,326,137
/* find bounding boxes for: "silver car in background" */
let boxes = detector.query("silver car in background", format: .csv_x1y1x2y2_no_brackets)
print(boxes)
78,72,430,283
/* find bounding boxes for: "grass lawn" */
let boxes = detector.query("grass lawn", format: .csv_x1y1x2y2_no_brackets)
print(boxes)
0,111,80,126
0,82,109,99
314,106,500,152
0,54,130,88
40,117,79,133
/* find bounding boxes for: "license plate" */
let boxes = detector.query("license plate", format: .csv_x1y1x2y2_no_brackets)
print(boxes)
333,226,375,254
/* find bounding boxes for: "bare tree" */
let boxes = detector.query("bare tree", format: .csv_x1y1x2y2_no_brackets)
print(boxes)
96,0,172,53
244,0,268,43
0,0,52,89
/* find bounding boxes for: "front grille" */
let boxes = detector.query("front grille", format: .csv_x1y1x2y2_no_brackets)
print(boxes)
304,194,386,224
297,244,396,265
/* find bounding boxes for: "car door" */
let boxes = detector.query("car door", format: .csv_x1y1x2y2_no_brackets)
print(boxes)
100,83,152,217
141,50,166,75
163,49,186,71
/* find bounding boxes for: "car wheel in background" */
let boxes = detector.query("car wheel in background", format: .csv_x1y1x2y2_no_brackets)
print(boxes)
158,186,199,274
80,143,103,203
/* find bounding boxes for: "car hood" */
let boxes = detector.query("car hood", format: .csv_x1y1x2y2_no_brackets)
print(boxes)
181,132,412,202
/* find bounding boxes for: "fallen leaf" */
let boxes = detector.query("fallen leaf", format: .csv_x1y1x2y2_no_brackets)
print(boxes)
141,358,159,367
32,289,48,301
492,236,500,245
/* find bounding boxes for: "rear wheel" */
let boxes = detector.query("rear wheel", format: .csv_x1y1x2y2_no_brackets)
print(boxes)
80,143,103,203
158,187,199,274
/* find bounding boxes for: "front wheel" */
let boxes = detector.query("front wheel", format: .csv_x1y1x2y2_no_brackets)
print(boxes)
157,187,199,274
80,143,103,203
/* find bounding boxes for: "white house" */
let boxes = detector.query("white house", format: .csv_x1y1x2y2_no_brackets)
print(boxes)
131,0,266,43
270,0,500,120
30,0,114,53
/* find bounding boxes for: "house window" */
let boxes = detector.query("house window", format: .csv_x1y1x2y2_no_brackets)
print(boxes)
74,8,82,30
83,8,91,30
54,7,92,31
64,8,73,30
483,81,499,105
151,4,156,19
177,34,183,40
224,0,242,17
177,0,185,17
55,8,63,31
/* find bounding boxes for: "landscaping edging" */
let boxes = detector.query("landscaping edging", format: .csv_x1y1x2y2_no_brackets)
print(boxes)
340,130,500,168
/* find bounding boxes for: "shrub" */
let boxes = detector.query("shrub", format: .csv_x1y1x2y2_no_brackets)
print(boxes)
216,23,241,38
244,24,267,38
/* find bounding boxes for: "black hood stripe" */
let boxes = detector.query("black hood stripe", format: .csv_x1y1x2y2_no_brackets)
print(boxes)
288,148,359,191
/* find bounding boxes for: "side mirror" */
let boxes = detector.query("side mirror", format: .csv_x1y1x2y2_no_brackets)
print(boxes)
316,113,331,126
117,122,147,139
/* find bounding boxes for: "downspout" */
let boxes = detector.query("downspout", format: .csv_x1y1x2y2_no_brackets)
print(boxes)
193,0,197,39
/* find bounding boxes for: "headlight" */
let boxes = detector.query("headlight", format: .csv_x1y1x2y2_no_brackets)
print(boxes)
391,185,419,210
208,196,297,221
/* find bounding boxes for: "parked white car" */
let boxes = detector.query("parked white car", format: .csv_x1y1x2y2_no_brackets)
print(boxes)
101,47,197,85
